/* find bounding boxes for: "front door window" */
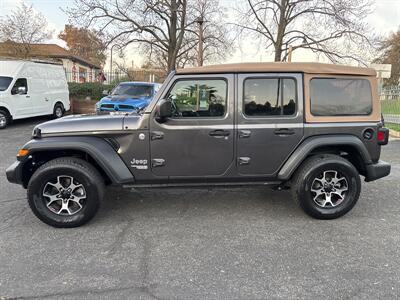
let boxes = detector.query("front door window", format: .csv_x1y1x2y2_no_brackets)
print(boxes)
11,78,28,95
166,79,227,118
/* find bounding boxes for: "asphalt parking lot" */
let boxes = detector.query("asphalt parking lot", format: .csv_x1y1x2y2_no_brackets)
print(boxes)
0,117,399,299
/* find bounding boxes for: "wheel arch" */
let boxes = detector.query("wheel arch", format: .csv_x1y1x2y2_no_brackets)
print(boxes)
53,101,65,110
0,105,12,119
278,135,372,181
20,136,134,187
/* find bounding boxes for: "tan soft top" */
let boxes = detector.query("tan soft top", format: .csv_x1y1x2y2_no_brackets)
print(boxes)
176,62,376,76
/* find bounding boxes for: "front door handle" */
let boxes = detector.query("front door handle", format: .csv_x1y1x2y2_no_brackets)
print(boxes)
151,131,164,140
274,128,295,136
152,158,165,167
209,129,230,137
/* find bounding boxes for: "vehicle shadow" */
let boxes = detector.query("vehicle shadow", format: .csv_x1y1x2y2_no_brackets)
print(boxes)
97,185,303,224
6,116,51,129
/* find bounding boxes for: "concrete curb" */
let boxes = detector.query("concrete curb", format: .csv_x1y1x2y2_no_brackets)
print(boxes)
389,129,400,138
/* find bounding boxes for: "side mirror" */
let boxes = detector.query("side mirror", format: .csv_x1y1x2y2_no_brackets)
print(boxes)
17,86,26,94
102,90,109,96
156,99,172,121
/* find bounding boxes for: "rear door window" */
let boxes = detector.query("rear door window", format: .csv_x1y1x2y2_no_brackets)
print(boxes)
243,78,297,117
310,78,372,116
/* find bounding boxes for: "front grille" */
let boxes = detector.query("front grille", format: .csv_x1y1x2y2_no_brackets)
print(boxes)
101,104,115,109
118,105,134,110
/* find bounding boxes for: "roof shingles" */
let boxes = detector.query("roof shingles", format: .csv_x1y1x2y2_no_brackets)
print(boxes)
0,42,100,69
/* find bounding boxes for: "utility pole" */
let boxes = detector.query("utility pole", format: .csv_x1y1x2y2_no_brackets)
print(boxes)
288,45,293,62
110,44,120,80
196,17,204,67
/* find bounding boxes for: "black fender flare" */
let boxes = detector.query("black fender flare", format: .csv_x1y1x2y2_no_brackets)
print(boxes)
277,135,372,181
22,136,134,184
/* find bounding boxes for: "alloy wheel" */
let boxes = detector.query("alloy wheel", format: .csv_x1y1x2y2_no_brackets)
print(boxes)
311,170,348,208
42,175,86,215
0,114,6,128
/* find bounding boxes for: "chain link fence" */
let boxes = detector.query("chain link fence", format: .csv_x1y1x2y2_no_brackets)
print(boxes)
380,86,400,125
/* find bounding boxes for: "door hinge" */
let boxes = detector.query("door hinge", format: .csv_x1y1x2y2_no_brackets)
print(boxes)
152,158,165,167
151,131,164,140
238,157,251,165
239,130,251,138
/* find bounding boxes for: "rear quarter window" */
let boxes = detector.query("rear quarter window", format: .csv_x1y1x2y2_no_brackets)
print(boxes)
310,78,372,116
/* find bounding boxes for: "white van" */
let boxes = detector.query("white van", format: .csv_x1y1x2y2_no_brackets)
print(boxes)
0,60,70,129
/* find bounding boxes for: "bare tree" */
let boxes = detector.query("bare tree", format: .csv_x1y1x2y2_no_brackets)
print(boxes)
374,30,400,86
236,0,375,64
66,0,231,73
192,0,232,66
113,50,135,80
141,0,231,69
0,2,53,57
66,0,191,73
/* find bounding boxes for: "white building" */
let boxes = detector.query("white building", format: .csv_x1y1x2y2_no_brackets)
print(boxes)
0,42,101,83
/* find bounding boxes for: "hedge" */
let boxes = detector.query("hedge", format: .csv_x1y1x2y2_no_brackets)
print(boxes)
68,82,114,101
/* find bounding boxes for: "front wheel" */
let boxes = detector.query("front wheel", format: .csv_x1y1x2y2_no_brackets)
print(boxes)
291,154,361,219
0,109,10,129
27,157,105,227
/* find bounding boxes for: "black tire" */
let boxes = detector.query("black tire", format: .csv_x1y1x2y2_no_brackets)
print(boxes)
53,103,64,119
0,109,10,129
291,154,361,220
27,157,105,228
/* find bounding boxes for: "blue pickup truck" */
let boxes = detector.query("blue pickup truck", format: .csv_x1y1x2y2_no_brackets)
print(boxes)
96,81,161,112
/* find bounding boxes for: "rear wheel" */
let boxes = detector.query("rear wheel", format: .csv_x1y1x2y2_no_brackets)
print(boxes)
53,103,64,119
291,154,361,219
27,157,104,227
0,109,10,129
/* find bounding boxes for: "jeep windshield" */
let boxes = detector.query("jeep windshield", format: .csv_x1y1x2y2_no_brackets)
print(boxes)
0,76,13,91
111,84,152,98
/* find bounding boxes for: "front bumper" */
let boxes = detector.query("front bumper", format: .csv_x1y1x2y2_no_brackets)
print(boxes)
6,161,23,186
365,160,391,182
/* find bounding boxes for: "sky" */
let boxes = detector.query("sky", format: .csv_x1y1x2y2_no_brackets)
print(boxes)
1,0,400,67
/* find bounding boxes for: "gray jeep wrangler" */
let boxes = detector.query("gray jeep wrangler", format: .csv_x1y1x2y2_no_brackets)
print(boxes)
6,62,391,227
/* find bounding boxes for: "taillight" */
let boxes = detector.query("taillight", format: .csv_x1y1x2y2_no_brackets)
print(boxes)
377,128,389,145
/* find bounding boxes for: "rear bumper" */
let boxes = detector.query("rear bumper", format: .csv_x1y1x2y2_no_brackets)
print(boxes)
6,161,23,186
365,160,391,182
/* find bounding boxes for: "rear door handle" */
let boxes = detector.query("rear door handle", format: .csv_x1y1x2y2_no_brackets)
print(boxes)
209,129,230,137
274,128,295,136
239,130,251,138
